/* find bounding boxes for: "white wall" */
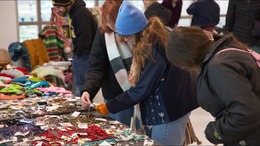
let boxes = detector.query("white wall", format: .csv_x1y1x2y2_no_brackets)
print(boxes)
0,1,18,50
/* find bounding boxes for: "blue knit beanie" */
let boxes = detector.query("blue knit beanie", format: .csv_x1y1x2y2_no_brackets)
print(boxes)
115,1,148,36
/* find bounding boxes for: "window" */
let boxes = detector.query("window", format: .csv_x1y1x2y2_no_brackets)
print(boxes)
18,0,52,42
17,0,96,42
17,0,228,42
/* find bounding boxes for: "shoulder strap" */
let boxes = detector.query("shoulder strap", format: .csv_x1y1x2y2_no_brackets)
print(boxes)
216,48,249,55
216,48,260,68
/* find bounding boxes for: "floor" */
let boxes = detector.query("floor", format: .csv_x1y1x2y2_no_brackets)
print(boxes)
189,107,216,146
93,90,218,146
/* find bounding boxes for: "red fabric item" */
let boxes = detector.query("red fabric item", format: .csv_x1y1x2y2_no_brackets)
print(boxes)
0,73,15,79
14,67,29,75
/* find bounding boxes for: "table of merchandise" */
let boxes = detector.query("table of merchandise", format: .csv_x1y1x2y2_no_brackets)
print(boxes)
0,95,158,146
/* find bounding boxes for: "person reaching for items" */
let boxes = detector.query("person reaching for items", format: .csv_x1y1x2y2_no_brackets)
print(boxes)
89,1,199,145
80,0,135,127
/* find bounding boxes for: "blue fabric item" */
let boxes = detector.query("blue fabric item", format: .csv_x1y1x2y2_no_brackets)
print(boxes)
12,76,29,84
8,42,32,71
28,81,50,88
115,1,148,35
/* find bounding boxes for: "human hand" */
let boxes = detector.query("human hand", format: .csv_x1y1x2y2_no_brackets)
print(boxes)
95,103,110,115
81,92,91,109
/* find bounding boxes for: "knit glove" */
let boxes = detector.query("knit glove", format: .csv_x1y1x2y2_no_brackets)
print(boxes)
95,103,110,115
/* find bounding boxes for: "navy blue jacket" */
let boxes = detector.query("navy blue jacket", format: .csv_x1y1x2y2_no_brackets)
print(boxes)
106,42,199,126
186,0,220,28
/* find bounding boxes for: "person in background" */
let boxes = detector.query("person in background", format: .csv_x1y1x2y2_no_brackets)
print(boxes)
52,0,98,96
161,0,183,28
225,0,260,53
144,1,172,27
80,0,134,127
93,1,198,145
166,26,260,145
186,0,220,31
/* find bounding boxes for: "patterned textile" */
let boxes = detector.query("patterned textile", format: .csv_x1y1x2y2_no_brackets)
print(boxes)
104,32,132,91
50,7,71,49
40,25,66,61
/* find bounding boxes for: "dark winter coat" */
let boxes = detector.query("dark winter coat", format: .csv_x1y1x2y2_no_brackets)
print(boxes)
225,0,260,45
198,34,260,145
161,0,183,28
186,0,220,29
69,0,97,56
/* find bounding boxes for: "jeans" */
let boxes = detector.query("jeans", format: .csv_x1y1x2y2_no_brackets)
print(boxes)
146,113,190,145
72,54,89,96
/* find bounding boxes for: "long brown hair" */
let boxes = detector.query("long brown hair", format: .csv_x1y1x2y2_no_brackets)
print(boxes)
166,26,248,74
131,17,169,84
101,0,123,33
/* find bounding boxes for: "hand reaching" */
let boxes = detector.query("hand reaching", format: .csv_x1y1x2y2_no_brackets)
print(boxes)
81,92,91,109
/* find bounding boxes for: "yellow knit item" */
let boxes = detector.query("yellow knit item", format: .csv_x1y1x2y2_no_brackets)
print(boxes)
23,39,50,70
95,103,110,115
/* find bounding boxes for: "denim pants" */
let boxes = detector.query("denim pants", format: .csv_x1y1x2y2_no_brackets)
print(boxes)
72,54,89,96
145,113,190,145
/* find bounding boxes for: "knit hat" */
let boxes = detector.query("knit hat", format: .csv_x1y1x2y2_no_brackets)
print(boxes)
115,1,148,36
144,2,172,25
52,0,74,6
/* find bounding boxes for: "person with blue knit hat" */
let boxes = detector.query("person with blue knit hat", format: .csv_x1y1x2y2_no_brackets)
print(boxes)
115,1,148,35
94,1,199,145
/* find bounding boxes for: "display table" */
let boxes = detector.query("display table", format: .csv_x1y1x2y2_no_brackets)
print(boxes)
0,96,160,146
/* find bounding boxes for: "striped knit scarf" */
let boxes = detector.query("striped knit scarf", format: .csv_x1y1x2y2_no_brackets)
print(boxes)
105,32,132,91
105,32,145,133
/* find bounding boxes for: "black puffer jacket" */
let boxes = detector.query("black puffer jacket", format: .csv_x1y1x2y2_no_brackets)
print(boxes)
69,0,97,56
198,34,260,145
225,0,260,45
